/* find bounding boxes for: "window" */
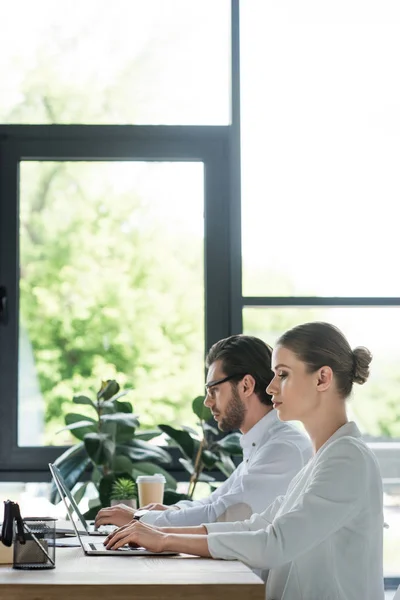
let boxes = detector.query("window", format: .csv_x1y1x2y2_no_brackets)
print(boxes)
1,0,230,125
240,0,400,581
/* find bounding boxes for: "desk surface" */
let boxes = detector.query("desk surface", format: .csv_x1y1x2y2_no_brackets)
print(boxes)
0,547,264,600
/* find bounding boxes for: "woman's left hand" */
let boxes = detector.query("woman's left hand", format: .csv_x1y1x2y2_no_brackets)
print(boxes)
104,520,166,553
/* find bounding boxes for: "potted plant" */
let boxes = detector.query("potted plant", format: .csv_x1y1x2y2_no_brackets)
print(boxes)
50,379,176,517
110,477,137,509
159,396,243,499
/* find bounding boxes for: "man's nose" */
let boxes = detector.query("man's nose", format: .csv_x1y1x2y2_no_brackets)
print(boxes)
204,392,212,407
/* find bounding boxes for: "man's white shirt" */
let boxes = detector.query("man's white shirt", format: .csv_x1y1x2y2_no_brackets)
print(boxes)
140,410,313,527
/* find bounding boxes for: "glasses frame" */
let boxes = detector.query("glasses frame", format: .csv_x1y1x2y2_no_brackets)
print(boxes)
205,373,246,394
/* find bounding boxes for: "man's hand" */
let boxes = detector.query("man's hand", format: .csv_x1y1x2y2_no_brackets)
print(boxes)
139,503,179,512
104,521,166,553
95,503,136,528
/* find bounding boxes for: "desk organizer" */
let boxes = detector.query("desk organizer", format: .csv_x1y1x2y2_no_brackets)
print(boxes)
13,517,56,570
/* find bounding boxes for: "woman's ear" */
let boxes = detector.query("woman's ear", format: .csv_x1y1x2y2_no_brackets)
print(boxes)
316,366,333,392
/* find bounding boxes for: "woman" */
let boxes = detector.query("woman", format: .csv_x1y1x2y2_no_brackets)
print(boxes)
105,322,384,600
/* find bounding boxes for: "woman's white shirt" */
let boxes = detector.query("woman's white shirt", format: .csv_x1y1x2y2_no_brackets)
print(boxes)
205,422,384,600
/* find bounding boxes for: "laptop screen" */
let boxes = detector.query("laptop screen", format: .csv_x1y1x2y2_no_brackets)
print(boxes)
49,463,90,533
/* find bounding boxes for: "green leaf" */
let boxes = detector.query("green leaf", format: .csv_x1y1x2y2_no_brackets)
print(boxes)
202,422,219,437
112,455,134,475
213,432,243,456
84,433,115,466
131,462,177,491
50,443,90,504
59,413,97,441
192,395,211,421
73,395,96,409
179,457,195,475
215,455,236,478
97,380,120,401
134,429,160,441
100,413,139,427
198,471,216,482
83,504,102,520
117,439,171,465
98,473,118,508
158,424,199,461
72,481,89,506
114,400,133,413
163,489,190,505
201,449,219,468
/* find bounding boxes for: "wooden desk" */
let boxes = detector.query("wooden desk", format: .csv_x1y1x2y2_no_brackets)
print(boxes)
0,547,265,600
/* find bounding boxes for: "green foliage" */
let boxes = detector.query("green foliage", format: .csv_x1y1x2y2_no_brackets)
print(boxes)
159,395,243,499
51,379,172,509
19,160,204,440
110,477,137,501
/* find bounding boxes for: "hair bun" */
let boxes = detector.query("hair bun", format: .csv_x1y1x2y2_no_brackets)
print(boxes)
352,346,372,385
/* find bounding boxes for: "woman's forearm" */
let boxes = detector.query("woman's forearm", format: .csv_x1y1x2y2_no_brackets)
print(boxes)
161,525,207,535
161,533,211,557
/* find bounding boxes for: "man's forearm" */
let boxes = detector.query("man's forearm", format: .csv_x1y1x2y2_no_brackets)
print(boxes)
161,525,207,535
161,533,211,557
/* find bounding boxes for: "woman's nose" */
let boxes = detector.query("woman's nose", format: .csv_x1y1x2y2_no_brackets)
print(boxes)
266,377,278,396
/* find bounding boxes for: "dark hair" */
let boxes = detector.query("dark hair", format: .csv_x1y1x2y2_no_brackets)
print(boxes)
206,335,273,406
277,321,372,399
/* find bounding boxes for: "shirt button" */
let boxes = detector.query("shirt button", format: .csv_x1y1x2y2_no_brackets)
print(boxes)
246,459,249,463
252,442,256,447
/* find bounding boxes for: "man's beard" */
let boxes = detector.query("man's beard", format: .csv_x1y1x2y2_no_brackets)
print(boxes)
218,385,246,431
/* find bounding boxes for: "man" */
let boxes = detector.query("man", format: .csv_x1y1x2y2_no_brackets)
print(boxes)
95,335,312,529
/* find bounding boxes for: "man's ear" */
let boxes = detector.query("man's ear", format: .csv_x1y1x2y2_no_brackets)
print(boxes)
242,374,256,397
316,366,333,392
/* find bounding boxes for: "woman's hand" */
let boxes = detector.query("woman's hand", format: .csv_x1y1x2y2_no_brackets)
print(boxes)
104,521,166,553
95,504,135,528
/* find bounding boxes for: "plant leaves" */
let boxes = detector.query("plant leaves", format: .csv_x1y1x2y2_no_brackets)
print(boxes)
179,457,195,475
98,473,117,508
58,413,97,441
215,455,236,478
134,429,160,441
50,443,90,503
72,481,89,506
158,424,199,461
73,395,96,409
97,380,120,401
192,395,211,421
213,432,243,456
201,449,219,468
100,413,139,428
163,489,190,505
117,439,171,465
202,422,219,437
84,433,115,466
112,455,134,476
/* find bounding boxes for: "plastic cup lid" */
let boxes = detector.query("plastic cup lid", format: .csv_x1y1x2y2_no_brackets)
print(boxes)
136,474,166,483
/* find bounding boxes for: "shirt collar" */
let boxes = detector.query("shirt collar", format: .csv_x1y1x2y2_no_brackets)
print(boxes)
316,421,362,456
240,409,279,450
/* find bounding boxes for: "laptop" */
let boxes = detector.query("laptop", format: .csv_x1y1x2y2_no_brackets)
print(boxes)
50,463,177,557
49,463,116,536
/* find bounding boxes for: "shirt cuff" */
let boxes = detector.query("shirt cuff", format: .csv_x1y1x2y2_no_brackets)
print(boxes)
203,521,238,533
139,510,162,525
207,532,238,560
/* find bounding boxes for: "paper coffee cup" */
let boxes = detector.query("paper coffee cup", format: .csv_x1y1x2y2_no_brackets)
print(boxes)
136,474,166,507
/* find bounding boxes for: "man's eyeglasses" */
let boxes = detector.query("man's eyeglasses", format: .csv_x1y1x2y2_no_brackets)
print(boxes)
205,373,246,394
